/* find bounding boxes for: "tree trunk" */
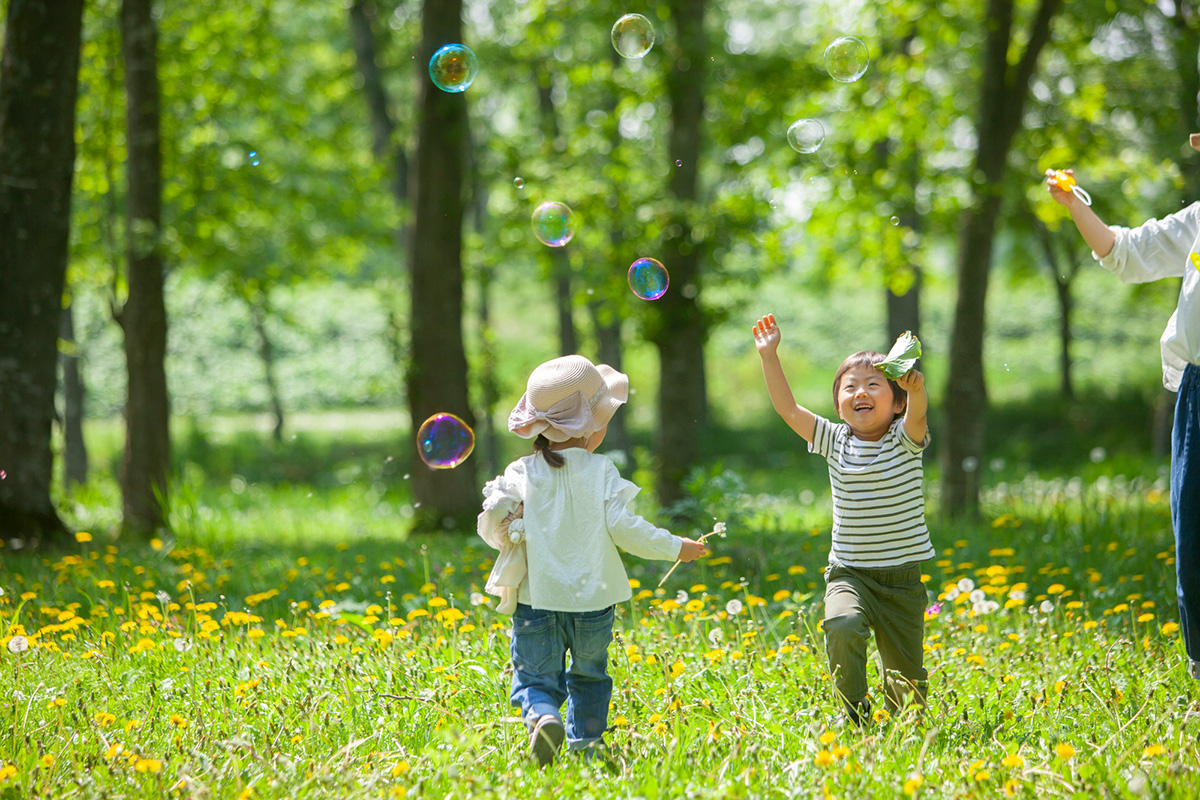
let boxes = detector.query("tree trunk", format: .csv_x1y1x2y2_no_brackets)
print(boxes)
0,0,85,539
885,269,921,347
118,0,170,534
60,298,89,488
1032,216,1076,400
652,0,708,509
251,299,285,442
942,0,1060,517
535,70,577,356
408,0,477,526
349,0,409,254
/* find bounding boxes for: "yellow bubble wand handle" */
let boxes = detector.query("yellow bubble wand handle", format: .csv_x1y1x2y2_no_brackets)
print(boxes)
1051,170,1092,207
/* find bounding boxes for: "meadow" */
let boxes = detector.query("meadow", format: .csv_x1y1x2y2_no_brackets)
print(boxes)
3,448,1198,799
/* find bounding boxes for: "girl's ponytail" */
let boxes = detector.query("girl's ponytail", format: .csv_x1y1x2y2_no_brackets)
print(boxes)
533,434,566,468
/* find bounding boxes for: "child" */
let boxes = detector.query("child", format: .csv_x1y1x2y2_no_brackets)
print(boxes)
1047,159,1200,678
753,313,933,725
477,354,709,764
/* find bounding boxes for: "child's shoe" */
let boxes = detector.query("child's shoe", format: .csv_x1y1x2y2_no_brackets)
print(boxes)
838,698,872,729
529,714,565,766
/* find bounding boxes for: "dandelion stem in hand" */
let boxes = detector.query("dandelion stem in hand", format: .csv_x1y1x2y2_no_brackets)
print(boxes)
658,522,725,588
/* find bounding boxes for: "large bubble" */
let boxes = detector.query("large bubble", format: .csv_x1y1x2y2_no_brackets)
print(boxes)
627,257,669,300
611,14,655,58
417,413,475,469
824,36,869,83
786,118,825,154
531,201,576,247
429,44,479,93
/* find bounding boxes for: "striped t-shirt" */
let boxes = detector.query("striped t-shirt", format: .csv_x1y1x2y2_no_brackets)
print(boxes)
808,415,935,569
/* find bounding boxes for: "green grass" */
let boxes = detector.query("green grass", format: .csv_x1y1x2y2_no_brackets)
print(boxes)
4,464,1199,799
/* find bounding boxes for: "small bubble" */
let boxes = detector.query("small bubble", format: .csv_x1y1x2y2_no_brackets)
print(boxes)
824,36,870,82
417,413,475,469
429,43,479,93
786,119,825,154
675,159,682,166
890,216,900,226
611,13,655,58
531,201,576,247
627,257,669,300
513,177,524,189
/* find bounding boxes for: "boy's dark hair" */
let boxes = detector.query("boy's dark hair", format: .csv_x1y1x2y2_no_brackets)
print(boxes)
533,434,566,468
832,351,907,413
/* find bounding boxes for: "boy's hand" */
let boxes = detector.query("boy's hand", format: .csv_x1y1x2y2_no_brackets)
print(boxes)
1045,168,1076,208
753,314,781,354
895,368,924,394
677,538,709,562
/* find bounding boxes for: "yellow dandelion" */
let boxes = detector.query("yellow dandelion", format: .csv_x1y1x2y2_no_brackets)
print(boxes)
0,764,15,782
903,775,923,795
1162,622,1180,636
1055,742,1075,760
169,714,189,728
1137,613,1155,623
135,758,162,774
75,531,92,543
94,712,116,727
814,750,834,767
391,760,410,777
1001,753,1024,769
40,754,55,769
1143,744,1165,758
819,730,836,745
772,589,791,602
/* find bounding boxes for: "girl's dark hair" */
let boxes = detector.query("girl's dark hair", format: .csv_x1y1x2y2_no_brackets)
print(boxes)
533,434,566,468
832,350,907,413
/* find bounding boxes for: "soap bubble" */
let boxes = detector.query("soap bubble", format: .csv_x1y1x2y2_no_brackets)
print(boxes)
824,36,869,82
531,201,576,247
429,43,478,93
248,151,260,166
786,118,825,153
417,413,475,469
611,14,655,58
627,257,669,300
513,177,524,189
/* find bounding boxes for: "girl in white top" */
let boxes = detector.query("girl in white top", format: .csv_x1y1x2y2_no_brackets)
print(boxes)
477,354,708,764
1047,154,1200,679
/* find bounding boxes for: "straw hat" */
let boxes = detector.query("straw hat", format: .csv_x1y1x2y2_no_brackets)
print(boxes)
508,355,629,442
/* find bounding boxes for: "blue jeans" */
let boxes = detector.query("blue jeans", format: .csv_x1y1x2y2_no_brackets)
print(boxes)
510,603,614,749
1173,364,1200,674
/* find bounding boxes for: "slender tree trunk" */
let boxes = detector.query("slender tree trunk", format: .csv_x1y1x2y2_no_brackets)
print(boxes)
118,0,170,533
535,70,576,356
0,0,85,538
654,0,708,509
60,299,89,488
942,0,1060,517
886,269,921,346
408,0,477,525
1032,217,1076,400
251,299,285,442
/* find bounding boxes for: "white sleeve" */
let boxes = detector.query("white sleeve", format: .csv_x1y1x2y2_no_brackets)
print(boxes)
476,461,526,550
603,463,683,561
1096,202,1200,283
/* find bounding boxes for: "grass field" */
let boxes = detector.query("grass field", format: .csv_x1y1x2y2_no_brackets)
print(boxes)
4,457,1199,799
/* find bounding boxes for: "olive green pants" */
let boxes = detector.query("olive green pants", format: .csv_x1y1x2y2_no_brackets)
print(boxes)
823,562,928,714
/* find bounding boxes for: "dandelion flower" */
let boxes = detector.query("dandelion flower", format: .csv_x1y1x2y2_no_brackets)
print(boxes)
1162,622,1180,636
0,764,15,782
725,599,744,615
819,730,836,745
814,750,834,767
903,775,923,795
75,531,92,543
6,636,28,654
40,754,54,769
1002,753,1024,769
1039,600,1055,613
391,760,410,777
1055,742,1075,760
1143,744,1165,758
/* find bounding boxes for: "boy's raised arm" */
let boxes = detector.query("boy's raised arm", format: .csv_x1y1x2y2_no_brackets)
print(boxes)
896,368,928,445
753,314,817,444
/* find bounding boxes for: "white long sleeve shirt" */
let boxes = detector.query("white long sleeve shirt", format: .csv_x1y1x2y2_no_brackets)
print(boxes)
1096,201,1200,392
478,449,682,612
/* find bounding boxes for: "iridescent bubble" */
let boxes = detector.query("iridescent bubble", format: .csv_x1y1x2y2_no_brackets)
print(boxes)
824,36,869,82
513,177,525,189
531,201,576,247
429,43,479,93
675,159,682,166
611,14,655,58
248,151,260,167
416,413,475,469
786,118,825,154
627,257,669,300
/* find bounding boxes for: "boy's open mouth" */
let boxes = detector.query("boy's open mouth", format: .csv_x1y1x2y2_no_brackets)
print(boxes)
854,403,873,412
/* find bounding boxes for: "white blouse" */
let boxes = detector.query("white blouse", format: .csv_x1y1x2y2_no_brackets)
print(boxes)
477,449,682,612
1097,201,1200,392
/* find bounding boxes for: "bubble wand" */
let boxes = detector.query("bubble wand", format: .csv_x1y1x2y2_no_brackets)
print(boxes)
1050,170,1091,207
658,522,725,588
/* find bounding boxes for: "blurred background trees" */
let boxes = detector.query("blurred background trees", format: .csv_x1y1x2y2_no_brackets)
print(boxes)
2,0,1198,535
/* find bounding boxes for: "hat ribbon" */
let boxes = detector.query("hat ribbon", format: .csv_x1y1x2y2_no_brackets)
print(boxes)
508,390,595,441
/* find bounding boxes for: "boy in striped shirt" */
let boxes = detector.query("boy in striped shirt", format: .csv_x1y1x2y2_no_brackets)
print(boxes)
753,313,933,726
